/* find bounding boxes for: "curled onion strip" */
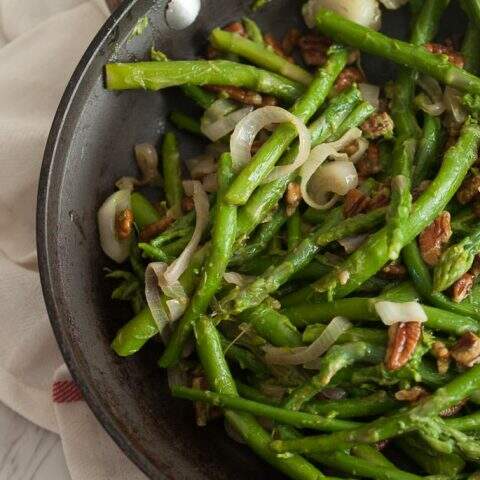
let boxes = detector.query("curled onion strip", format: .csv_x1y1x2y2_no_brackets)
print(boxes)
374,301,427,326
300,128,361,210
444,87,467,124
416,76,445,117
229,106,311,180
97,189,132,263
358,83,380,109
264,317,352,366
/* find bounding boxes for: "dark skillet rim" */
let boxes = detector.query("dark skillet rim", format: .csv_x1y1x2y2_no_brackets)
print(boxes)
36,1,160,478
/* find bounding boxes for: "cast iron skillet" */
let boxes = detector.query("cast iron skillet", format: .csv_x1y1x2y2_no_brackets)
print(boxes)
37,1,466,478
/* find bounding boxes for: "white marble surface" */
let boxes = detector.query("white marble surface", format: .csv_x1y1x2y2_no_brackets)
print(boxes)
0,401,70,480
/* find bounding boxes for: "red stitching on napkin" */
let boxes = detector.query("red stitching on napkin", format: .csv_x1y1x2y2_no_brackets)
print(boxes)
52,380,83,403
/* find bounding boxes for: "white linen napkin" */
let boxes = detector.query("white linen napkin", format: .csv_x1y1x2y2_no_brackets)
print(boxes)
0,1,146,478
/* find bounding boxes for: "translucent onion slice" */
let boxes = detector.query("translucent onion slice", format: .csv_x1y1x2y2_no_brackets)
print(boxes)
378,0,408,9
97,189,132,263
163,180,209,284
359,83,380,109
444,87,467,124
201,173,218,193
338,233,369,253
264,316,352,365
302,0,382,30
416,76,445,117
229,106,311,180
300,128,361,210
223,271,254,287
374,301,427,326
201,99,253,142
185,154,217,179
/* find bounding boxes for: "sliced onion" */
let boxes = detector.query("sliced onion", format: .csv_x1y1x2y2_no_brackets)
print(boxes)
416,76,445,117
303,0,382,30
97,189,132,263
378,0,408,9
201,99,253,142
350,137,369,163
163,180,209,284
374,301,427,326
202,173,218,193
185,154,217,179
338,233,368,253
223,271,254,287
229,106,311,181
444,87,467,124
264,317,352,365
359,83,380,109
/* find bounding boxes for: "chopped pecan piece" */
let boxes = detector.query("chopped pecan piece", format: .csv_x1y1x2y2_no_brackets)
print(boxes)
343,188,370,217
385,322,422,371
139,215,174,242
431,341,450,374
356,143,382,177
451,332,480,367
264,33,292,61
205,85,263,106
282,28,301,55
224,21,246,36
182,196,195,212
451,272,474,303
418,211,452,266
395,386,429,403
298,33,329,66
361,112,394,140
424,42,464,68
335,67,365,93
115,208,134,240
285,182,302,216
381,261,407,280
457,175,480,205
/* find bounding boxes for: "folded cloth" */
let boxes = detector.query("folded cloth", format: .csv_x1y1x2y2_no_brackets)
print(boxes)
0,1,146,478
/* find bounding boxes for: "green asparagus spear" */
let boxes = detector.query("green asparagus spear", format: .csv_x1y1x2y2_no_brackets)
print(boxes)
309,120,480,300
351,444,396,468
210,28,312,85
222,207,386,315
180,84,216,109
159,154,237,368
282,293,480,335
283,343,385,411
193,315,327,480
315,9,480,95
235,381,280,405
451,206,478,235
161,132,183,218
150,211,195,247
433,226,480,292
305,391,399,419
106,60,304,103
302,324,387,345
271,363,480,454
225,47,348,206
172,386,361,432
287,210,302,250
413,114,444,185
235,86,366,240
242,17,264,45
445,411,480,431
138,242,170,262
130,192,161,229
461,21,480,75
170,111,202,136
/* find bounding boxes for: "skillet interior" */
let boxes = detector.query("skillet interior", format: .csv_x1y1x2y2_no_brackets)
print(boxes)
37,1,467,478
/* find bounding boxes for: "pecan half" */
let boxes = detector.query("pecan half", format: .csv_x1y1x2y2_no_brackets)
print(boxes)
395,386,429,403
335,66,365,93
385,322,422,371
357,143,382,177
424,42,464,68
451,272,475,303
285,182,302,216
381,261,407,280
282,28,301,56
343,188,370,218
418,211,452,266
457,175,480,205
361,112,394,140
115,208,134,240
298,33,329,66
139,215,174,242
431,341,450,374
451,332,480,367
205,85,263,106
224,21,246,36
